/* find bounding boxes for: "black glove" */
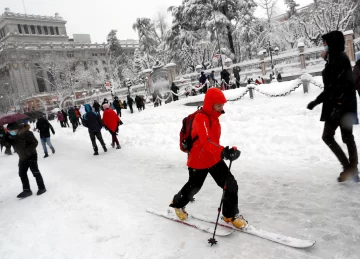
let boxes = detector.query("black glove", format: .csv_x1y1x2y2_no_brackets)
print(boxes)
222,146,241,161
307,100,318,110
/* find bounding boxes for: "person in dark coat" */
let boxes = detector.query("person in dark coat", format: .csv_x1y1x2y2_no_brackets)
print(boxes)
171,82,180,101
0,126,12,155
220,69,230,90
93,100,101,114
127,95,134,114
233,66,241,88
101,98,109,111
68,107,78,132
35,116,55,158
61,109,70,127
113,96,122,117
307,31,359,182
123,100,127,109
7,122,46,198
199,71,207,93
353,52,360,97
135,95,142,112
82,104,107,155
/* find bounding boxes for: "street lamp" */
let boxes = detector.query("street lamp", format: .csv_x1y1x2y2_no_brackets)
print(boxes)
267,41,274,70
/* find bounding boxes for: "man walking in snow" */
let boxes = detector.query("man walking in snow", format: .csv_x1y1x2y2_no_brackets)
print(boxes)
127,95,134,114
82,104,107,155
35,116,55,158
170,88,247,229
307,31,359,182
7,122,46,198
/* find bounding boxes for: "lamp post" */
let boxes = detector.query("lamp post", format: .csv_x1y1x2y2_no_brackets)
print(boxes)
267,41,274,70
212,10,224,70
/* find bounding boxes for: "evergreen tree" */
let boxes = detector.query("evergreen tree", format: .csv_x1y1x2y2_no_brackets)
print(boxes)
284,0,299,18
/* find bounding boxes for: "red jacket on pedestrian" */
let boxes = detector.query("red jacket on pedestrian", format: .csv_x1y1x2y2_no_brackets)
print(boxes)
102,108,120,133
187,88,226,169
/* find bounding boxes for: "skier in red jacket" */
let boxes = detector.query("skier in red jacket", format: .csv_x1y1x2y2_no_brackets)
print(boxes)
102,104,121,149
170,88,247,229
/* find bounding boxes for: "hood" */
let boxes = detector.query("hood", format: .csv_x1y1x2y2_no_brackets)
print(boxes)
321,31,345,54
202,88,227,118
84,104,92,112
17,124,30,135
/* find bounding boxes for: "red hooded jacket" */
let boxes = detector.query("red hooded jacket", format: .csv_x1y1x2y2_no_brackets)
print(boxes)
187,88,226,169
102,109,120,133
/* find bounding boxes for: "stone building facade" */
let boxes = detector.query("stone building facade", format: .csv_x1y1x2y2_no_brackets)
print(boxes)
0,8,110,106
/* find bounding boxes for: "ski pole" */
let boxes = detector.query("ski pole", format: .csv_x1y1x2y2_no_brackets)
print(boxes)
208,160,232,246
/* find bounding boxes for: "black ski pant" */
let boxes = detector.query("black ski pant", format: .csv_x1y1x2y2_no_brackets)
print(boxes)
64,120,70,127
322,116,358,169
70,120,78,132
116,108,121,117
89,131,106,152
129,104,133,114
19,155,45,191
171,160,239,218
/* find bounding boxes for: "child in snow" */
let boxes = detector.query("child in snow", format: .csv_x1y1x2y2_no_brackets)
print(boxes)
102,103,121,149
169,88,247,229
7,122,46,198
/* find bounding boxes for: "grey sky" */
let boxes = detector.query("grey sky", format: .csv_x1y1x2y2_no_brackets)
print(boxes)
1,0,314,43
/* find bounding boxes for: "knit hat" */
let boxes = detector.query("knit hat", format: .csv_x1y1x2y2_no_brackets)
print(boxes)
7,122,21,130
356,52,360,62
103,103,110,110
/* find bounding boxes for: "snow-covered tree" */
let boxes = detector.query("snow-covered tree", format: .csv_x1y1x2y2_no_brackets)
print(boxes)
284,0,299,18
132,18,159,56
299,0,358,45
257,0,279,24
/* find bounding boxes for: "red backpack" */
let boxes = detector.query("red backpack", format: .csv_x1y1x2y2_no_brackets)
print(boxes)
179,107,209,153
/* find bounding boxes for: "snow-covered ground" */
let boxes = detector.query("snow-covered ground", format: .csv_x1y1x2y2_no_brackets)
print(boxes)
1,78,360,259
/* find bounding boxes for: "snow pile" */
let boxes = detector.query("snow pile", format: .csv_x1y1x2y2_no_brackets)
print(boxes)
1,78,360,258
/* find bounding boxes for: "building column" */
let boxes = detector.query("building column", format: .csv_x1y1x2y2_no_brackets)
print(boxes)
165,63,177,86
344,30,355,61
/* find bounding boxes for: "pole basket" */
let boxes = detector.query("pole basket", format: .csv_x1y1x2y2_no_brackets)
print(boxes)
208,238,217,246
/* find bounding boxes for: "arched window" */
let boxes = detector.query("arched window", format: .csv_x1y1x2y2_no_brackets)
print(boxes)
50,26,54,35
55,27,59,35
43,26,48,35
23,25,29,34
30,25,36,34
37,26,42,35
17,24,22,34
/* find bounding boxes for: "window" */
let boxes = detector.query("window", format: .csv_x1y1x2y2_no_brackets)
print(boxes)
30,25,36,34
100,53,106,56
37,26,42,35
18,24,22,34
43,26,48,35
23,25,29,34
83,61,88,70
102,60,106,65
55,27,59,35
67,53,74,58
50,26,54,35
92,53,98,57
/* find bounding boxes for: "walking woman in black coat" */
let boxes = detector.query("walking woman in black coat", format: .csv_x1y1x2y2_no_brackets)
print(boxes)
307,31,359,182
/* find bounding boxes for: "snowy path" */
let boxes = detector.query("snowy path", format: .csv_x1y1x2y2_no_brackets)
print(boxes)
1,81,360,258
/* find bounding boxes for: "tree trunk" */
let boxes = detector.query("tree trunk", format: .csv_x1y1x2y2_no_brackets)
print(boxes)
226,24,236,56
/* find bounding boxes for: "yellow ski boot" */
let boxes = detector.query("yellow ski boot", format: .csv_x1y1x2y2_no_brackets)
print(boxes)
223,215,247,229
170,201,188,220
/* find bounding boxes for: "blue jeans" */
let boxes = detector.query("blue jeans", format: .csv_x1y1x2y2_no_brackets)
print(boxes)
41,137,54,153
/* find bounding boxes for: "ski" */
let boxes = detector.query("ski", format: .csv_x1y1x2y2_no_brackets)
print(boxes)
146,208,234,237
191,214,316,248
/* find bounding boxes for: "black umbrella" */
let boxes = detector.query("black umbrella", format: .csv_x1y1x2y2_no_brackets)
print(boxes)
24,111,46,120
